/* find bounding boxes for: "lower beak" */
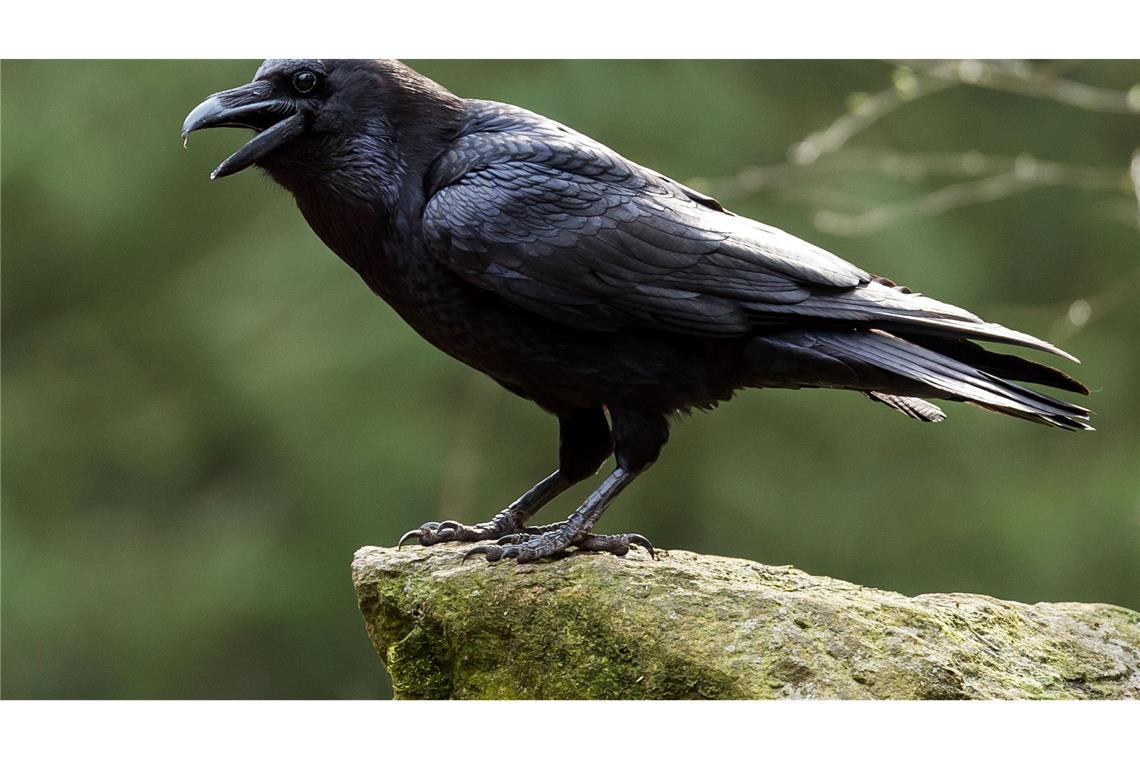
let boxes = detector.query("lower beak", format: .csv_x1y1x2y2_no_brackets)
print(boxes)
182,82,305,179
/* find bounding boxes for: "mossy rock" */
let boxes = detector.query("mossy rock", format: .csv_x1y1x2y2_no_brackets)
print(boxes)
352,545,1140,699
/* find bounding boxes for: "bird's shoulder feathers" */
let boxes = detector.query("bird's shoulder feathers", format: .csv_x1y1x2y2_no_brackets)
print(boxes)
423,100,878,335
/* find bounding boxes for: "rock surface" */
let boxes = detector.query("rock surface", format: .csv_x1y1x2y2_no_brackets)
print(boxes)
352,545,1140,699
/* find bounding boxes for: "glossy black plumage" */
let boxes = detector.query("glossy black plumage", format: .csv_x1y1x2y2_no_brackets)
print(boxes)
184,60,1091,562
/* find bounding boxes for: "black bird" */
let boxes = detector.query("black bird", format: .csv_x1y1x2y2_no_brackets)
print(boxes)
183,60,1091,563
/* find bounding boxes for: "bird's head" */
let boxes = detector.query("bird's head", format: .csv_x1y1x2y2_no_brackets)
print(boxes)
182,59,462,203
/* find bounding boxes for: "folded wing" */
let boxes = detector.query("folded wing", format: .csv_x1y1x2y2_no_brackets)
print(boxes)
423,105,1075,361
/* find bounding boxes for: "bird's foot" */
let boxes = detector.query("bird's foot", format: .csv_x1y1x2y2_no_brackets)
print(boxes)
398,514,523,548
464,524,655,563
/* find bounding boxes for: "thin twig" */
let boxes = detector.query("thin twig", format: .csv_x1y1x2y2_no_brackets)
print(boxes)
906,59,1140,115
783,60,1116,168
787,63,958,165
813,172,1031,237
805,153,1133,237
704,148,1131,201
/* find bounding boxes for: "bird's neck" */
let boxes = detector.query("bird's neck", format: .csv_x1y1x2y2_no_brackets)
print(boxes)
287,175,435,305
268,96,468,306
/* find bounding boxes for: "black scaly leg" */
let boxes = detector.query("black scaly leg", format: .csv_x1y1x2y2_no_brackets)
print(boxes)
466,408,668,562
398,407,613,547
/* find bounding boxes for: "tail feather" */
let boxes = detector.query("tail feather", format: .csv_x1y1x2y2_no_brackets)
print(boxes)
866,392,946,422
900,333,1089,395
755,279,1080,362
813,329,1092,431
866,314,1079,363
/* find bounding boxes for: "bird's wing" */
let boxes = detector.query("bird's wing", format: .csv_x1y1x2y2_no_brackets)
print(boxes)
424,126,865,335
423,117,1071,358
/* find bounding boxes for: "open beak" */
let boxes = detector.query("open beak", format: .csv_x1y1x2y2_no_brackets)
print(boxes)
182,81,305,179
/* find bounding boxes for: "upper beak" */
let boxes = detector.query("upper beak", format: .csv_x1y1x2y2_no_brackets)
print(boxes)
182,81,305,179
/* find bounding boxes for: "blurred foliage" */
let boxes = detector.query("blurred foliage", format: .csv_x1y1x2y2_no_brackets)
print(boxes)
2,60,1138,699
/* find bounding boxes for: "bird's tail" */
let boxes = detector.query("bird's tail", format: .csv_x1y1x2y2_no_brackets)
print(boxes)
750,328,1092,430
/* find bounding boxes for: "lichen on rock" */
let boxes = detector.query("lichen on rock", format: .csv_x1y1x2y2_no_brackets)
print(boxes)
352,545,1140,699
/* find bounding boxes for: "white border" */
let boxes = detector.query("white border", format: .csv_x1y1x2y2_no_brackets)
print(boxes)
1,700,1137,757
2,1,1140,57
3,7,1137,757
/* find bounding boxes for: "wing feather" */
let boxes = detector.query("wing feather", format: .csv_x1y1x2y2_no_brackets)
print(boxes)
423,103,1075,361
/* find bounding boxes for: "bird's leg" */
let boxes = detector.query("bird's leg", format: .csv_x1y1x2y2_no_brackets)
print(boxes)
398,407,613,548
399,470,572,546
467,408,668,562
469,467,654,561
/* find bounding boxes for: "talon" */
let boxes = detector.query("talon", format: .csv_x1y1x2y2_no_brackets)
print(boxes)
397,529,423,549
463,545,497,563
627,534,656,559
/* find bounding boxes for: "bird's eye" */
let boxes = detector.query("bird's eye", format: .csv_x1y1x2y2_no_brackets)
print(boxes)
292,71,319,93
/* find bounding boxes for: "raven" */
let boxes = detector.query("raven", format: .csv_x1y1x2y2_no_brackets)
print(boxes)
183,60,1091,563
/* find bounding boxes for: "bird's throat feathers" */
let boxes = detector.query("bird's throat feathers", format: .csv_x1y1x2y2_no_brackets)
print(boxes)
266,125,406,211
281,141,434,302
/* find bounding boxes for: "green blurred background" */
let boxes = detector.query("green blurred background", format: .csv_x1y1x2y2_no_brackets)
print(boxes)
2,60,1138,699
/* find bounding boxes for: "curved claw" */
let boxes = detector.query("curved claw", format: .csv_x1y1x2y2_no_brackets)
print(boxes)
626,534,656,559
396,519,440,549
462,544,499,563
397,529,424,549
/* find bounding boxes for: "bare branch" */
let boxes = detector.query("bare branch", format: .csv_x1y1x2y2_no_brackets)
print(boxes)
787,63,958,165
906,59,1140,115
802,153,1134,237
704,148,1131,202
783,60,1120,169
813,172,1030,237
